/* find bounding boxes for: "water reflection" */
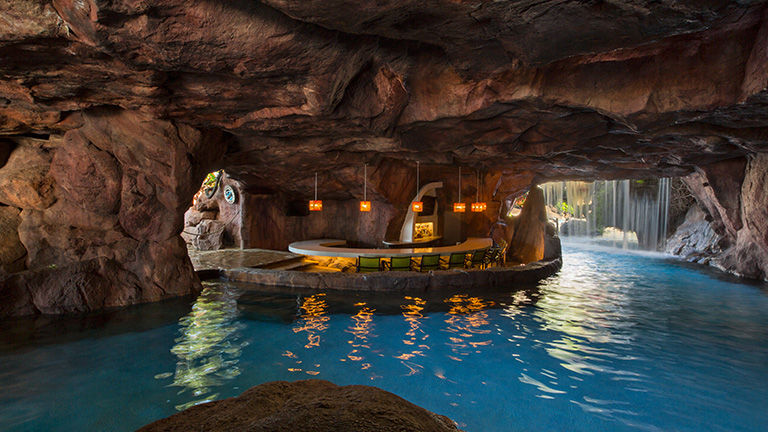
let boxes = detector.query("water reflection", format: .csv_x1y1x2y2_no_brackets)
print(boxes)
283,294,331,376
155,283,246,411
519,247,646,420
396,296,429,376
443,295,494,362
343,303,376,375
292,293,330,349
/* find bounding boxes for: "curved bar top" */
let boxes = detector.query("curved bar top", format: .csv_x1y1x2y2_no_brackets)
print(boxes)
288,238,493,258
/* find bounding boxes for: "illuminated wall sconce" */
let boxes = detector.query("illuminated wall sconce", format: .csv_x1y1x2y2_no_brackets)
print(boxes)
360,201,371,212
309,172,322,211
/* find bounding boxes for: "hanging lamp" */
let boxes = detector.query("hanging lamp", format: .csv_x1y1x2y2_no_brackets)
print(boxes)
309,172,322,211
471,171,486,212
411,161,423,212
453,166,465,213
360,163,371,212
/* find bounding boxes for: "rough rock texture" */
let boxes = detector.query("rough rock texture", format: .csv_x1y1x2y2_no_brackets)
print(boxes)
498,186,561,264
666,205,722,264
3,1,768,313
0,205,26,275
221,257,562,292
671,155,768,280
0,109,227,315
139,379,462,432
191,220,225,251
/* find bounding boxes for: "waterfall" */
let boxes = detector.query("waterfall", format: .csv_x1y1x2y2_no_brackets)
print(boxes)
542,178,671,251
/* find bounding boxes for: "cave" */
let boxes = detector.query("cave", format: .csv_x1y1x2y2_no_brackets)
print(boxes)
1,1,768,431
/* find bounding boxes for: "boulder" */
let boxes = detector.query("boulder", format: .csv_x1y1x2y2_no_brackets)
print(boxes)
665,205,722,258
507,186,561,264
138,380,462,432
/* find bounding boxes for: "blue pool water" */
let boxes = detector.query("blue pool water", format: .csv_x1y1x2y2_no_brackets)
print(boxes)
1,241,768,431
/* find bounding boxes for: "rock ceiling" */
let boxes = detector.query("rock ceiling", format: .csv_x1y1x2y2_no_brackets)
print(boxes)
3,0,768,199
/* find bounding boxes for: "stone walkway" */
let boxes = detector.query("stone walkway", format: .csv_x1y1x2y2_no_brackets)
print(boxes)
188,247,302,272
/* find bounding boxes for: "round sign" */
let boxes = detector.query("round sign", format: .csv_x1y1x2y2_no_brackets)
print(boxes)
223,185,237,204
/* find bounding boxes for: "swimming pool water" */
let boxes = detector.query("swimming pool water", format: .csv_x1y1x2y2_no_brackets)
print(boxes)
1,241,767,431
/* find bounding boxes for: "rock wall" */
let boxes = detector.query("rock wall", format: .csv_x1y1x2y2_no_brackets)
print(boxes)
667,155,768,280
0,109,227,316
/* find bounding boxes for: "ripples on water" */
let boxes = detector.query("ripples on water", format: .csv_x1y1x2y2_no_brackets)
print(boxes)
1,240,767,431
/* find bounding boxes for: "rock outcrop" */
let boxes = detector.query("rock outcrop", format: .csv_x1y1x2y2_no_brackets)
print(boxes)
2,1,768,314
0,109,227,315
666,205,723,264
138,379,462,432
668,155,768,280
499,186,561,264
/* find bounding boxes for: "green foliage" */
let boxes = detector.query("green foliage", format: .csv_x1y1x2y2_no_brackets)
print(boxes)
559,201,574,215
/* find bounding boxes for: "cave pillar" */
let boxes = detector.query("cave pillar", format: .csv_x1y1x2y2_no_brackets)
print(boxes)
502,186,560,264
0,108,226,317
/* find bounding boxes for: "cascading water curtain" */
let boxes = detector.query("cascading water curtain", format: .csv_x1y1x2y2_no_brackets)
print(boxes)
541,178,671,250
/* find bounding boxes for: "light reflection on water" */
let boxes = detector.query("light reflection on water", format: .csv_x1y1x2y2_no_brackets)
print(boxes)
293,293,330,350
396,296,428,373
2,241,768,432
443,295,494,363
154,283,246,411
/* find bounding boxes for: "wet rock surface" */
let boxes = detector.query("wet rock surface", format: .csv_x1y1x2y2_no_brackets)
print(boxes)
138,379,462,432
219,258,562,292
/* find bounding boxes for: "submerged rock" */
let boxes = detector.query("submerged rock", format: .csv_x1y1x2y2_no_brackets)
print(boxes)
138,379,463,432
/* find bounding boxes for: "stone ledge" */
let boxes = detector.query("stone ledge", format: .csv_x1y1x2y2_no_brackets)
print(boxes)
138,379,462,432
209,258,562,292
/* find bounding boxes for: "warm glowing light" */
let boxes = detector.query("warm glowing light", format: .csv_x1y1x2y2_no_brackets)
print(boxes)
453,202,466,213
480,202,487,211
309,200,323,211
471,202,485,212
412,201,423,212
359,201,371,212
414,222,434,239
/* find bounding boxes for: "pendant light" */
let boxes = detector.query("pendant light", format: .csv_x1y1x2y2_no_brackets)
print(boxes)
360,163,371,212
309,172,322,211
453,166,465,213
471,170,486,212
411,161,423,212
